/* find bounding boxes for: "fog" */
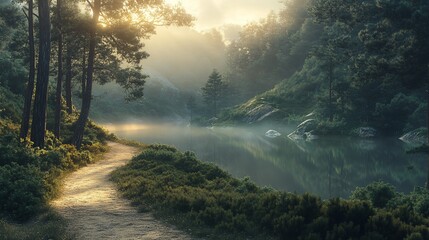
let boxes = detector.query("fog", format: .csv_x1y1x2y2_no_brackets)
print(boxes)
165,0,283,30
90,26,229,122
105,122,427,199
143,27,227,91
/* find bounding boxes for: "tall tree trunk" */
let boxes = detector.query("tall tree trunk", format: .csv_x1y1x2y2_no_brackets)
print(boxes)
329,58,333,122
30,0,51,148
426,87,429,190
72,0,100,149
19,0,35,139
81,45,86,96
54,0,63,139
65,43,72,114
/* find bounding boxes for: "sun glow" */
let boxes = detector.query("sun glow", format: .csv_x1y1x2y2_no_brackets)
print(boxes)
102,123,149,132
163,0,283,30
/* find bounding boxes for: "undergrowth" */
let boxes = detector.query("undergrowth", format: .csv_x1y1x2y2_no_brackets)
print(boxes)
0,117,111,239
112,145,429,240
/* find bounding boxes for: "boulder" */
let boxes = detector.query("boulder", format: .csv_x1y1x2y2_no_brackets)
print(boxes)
265,130,281,138
400,128,428,145
243,104,279,124
296,119,317,133
288,119,318,141
354,127,377,138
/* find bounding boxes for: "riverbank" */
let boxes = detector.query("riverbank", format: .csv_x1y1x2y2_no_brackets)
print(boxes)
111,144,429,239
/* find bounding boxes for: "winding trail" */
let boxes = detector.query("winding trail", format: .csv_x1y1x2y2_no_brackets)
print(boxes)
52,142,192,240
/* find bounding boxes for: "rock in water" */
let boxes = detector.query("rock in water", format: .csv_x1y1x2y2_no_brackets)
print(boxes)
265,130,281,138
296,119,317,134
288,119,318,140
355,127,377,138
400,128,428,145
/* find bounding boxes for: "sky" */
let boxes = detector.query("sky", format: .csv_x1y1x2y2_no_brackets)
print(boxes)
165,0,284,30
140,1,285,91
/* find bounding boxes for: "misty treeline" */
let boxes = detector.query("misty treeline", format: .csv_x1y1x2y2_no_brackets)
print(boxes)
222,0,429,136
0,0,192,148
87,28,227,123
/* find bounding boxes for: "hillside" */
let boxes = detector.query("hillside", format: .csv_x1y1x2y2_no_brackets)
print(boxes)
219,0,428,137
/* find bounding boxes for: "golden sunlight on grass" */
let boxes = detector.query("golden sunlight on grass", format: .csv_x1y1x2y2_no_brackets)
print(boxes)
102,123,149,132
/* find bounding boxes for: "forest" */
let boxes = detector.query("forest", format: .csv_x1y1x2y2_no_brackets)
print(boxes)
1,0,429,239
216,0,429,138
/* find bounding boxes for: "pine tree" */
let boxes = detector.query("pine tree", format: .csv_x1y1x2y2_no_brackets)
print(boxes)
202,70,226,117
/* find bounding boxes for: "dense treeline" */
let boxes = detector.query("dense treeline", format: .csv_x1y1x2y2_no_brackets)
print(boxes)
224,0,429,136
226,0,321,102
112,145,429,240
1,0,193,148
0,4,110,238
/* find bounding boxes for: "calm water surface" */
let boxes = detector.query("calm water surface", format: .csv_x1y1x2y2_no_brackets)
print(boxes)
105,123,427,199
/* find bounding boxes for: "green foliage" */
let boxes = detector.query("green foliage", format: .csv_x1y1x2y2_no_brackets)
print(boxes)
226,0,321,101
0,164,46,221
112,146,429,239
390,188,429,218
219,56,325,124
351,182,397,208
0,122,36,166
223,0,428,136
374,93,422,135
0,86,23,122
0,104,109,222
0,52,27,95
314,118,348,136
202,70,228,117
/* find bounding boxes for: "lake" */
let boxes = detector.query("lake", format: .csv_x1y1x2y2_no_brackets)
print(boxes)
103,123,427,199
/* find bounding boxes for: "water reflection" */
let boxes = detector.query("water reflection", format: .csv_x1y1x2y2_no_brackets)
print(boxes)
106,123,427,199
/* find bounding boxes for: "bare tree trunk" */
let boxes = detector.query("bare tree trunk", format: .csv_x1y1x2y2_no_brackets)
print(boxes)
329,59,333,122
65,43,72,114
30,0,51,148
426,88,429,190
54,0,63,139
81,45,86,96
20,0,35,139
72,0,100,149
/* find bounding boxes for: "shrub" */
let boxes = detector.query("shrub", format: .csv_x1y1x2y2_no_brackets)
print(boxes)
0,116,110,222
112,145,429,239
0,123,37,166
0,164,46,221
350,181,397,208
390,187,429,218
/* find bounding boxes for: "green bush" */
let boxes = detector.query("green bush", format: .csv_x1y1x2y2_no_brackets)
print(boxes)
0,164,46,221
0,116,110,221
112,145,429,239
0,123,36,166
390,187,429,218
350,181,397,208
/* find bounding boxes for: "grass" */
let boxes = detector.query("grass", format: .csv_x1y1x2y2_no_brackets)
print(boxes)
114,137,147,150
0,210,73,240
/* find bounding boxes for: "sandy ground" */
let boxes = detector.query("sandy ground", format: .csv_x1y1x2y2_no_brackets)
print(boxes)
52,142,193,240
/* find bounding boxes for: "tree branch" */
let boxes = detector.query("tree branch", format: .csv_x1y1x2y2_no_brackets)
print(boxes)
22,8,29,21
86,0,94,11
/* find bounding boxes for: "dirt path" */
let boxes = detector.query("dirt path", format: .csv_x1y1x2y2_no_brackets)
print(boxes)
52,142,193,240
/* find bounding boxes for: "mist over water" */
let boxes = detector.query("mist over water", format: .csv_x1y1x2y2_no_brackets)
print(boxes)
105,122,427,199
